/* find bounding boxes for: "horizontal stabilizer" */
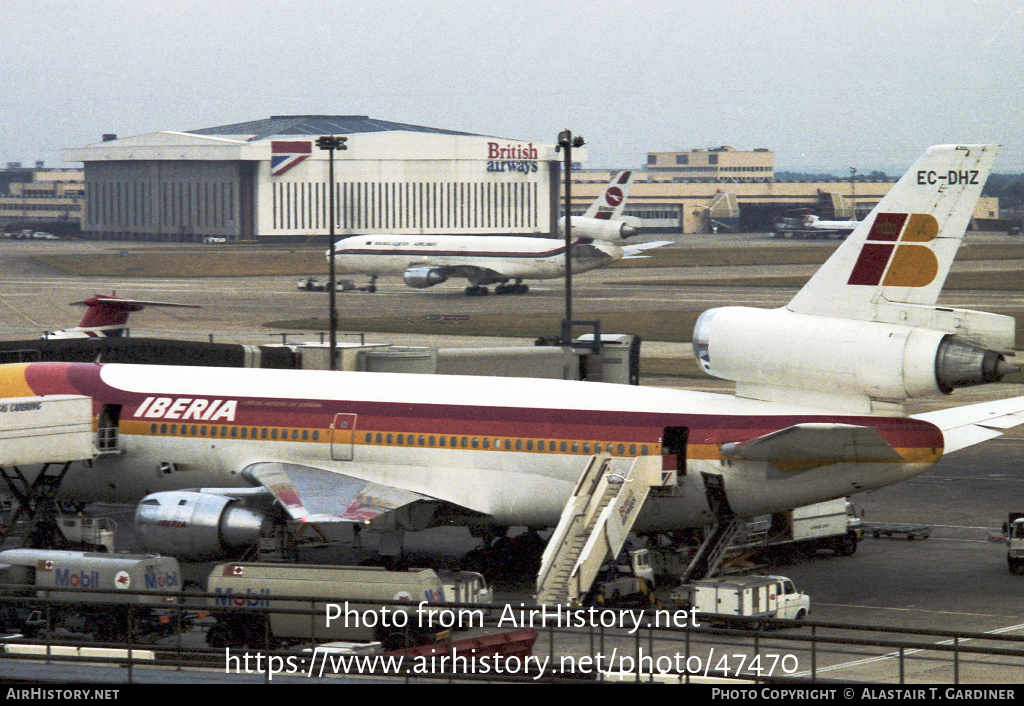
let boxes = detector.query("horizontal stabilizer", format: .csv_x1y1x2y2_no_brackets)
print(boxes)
913,395,1024,454
241,462,430,523
720,423,903,472
622,240,672,258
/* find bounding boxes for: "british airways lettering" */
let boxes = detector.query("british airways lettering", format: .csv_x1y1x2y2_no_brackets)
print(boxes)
135,397,238,422
487,142,538,160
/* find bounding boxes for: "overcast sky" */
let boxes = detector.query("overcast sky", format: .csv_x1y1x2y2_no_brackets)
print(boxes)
3,0,1023,173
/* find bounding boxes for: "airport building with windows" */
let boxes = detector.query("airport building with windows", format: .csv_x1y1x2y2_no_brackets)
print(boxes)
62,115,564,242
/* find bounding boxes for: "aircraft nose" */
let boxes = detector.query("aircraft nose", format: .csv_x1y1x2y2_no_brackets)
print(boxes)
620,224,639,239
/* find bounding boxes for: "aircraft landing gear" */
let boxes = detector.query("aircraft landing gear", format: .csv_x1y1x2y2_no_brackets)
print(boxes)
366,275,378,293
465,285,489,296
494,281,529,295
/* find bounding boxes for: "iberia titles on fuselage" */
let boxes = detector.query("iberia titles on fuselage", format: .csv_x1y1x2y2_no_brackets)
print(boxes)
0,360,943,529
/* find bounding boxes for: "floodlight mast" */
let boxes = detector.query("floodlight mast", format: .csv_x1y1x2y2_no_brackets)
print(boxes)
315,135,347,370
556,129,584,340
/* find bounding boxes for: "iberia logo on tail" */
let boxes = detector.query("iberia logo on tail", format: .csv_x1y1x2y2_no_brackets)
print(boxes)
847,212,940,288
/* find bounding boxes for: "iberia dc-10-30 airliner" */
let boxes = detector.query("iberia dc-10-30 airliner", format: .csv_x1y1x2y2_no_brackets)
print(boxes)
0,144,1020,568
328,170,670,295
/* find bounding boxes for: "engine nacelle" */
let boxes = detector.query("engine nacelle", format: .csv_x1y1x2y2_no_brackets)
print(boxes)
558,216,638,242
693,306,1016,409
402,266,448,288
134,490,271,561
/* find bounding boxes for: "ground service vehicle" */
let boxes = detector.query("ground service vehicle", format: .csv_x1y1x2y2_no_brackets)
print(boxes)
0,549,181,640
671,575,809,621
741,499,861,561
1007,513,1024,574
205,563,490,650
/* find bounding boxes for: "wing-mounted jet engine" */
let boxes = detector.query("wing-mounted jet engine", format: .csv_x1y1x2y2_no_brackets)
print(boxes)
134,490,275,561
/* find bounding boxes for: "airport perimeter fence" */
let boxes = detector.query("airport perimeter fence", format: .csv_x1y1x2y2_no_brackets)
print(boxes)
0,586,1022,684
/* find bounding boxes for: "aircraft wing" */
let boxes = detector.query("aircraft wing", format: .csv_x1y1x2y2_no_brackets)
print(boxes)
621,240,672,259
912,395,1024,454
719,423,903,472
241,462,433,523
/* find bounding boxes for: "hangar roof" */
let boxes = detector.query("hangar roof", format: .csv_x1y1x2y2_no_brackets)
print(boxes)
189,115,482,142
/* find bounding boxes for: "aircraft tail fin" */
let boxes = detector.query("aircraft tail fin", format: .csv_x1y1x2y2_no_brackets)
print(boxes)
584,171,634,220
60,293,201,338
787,144,998,321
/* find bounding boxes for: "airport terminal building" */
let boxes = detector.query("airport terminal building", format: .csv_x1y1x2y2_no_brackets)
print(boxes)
63,115,564,242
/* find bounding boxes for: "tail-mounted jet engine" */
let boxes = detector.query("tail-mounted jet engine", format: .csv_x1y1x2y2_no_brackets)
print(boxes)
402,267,448,289
134,490,273,561
693,306,1018,409
558,217,638,242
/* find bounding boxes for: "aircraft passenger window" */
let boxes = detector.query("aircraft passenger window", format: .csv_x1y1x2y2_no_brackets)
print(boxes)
482,438,489,449
429,436,436,446
583,442,591,454
439,436,446,447
209,426,216,437
231,427,238,438
362,432,369,442
312,430,319,441
150,424,157,434
472,438,479,449
170,424,177,434
375,433,382,444
224,427,230,436
419,435,426,446
629,444,637,455
460,437,468,448
386,434,393,444
560,441,567,452
451,436,458,447
617,444,625,455
494,439,502,450
572,442,579,453
595,443,602,453
240,428,247,438
526,440,533,451
191,425,198,435
396,434,404,445
260,428,268,439
515,439,523,451
291,429,298,440
641,445,649,455
271,429,278,440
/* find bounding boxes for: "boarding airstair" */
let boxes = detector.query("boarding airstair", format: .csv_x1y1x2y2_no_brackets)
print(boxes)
536,453,670,605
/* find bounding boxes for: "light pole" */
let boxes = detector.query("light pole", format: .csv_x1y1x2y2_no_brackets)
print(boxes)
556,129,584,336
316,135,347,370
849,167,857,222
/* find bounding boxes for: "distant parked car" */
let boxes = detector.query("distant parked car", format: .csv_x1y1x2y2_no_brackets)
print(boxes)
203,237,227,244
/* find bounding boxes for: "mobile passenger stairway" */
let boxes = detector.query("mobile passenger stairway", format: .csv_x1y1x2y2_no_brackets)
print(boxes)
535,454,670,605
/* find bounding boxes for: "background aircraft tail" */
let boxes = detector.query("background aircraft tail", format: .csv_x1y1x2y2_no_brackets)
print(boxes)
48,293,201,339
583,171,634,220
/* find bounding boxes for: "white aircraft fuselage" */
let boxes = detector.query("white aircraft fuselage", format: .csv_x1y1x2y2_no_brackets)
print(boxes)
1,362,940,531
332,234,619,282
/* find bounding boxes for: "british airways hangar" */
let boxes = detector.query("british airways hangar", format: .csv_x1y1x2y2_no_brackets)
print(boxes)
63,115,569,243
